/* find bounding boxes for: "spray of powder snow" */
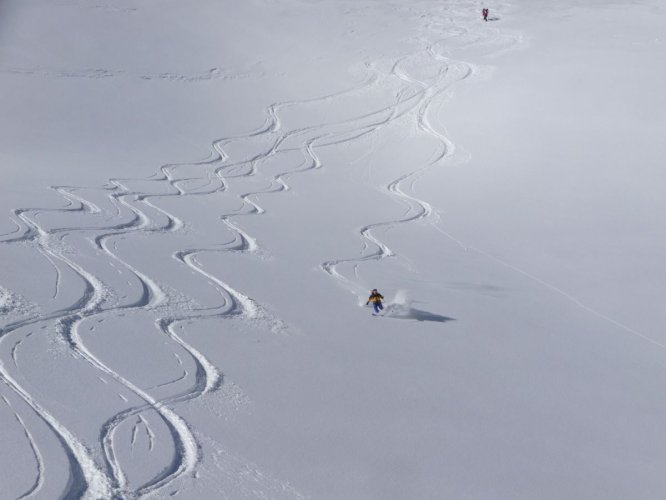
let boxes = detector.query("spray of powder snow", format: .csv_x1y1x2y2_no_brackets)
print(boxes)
391,289,410,308
384,289,413,317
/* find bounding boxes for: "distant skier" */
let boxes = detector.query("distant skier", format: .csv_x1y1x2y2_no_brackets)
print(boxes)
482,8,489,21
366,289,384,315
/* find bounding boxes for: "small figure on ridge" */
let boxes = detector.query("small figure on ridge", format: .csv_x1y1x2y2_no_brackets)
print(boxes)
482,8,489,22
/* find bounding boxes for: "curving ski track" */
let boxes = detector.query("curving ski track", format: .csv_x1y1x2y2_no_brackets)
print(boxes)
0,8,520,499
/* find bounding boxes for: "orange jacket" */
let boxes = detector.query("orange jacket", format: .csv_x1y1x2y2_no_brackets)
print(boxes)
367,292,384,304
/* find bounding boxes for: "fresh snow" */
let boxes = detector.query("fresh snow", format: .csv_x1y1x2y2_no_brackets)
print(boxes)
1,0,666,498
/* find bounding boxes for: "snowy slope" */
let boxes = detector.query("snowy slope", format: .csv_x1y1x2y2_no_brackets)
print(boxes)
1,0,666,498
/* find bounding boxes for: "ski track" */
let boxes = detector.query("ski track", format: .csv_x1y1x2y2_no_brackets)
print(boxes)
2,394,46,499
0,64,269,84
0,5,524,499
321,23,485,297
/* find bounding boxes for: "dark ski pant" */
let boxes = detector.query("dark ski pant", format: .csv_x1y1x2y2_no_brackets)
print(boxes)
373,302,384,314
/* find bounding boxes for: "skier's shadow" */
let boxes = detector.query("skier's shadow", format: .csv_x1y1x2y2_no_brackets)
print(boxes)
486,16,501,22
388,306,455,323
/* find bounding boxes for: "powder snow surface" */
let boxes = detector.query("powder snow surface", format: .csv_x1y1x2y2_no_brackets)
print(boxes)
1,0,666,498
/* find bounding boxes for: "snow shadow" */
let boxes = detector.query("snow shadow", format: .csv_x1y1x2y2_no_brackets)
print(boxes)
385,304,455,323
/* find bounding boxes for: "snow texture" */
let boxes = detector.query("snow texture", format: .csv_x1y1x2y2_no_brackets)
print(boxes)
1,0,666,498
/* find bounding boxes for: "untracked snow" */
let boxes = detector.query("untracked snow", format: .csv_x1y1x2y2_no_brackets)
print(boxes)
1,0,666,498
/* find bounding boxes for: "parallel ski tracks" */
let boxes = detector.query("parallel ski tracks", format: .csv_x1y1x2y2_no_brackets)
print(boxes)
0,11,517,499
0,64,389,499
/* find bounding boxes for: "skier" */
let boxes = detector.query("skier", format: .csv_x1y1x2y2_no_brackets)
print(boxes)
366,289,384,315
482,8,489,21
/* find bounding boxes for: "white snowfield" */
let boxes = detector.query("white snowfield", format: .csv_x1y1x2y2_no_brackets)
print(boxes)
1,0,666,498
